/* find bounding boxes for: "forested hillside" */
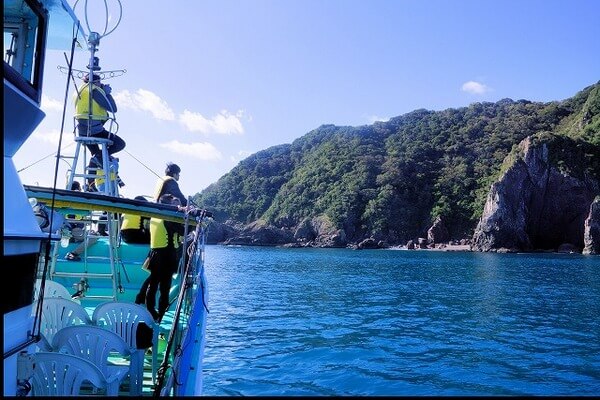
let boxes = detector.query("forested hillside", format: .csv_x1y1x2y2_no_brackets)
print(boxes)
194,81,600,246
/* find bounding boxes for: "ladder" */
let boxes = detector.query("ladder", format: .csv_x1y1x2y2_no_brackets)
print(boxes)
52,137,124,301
48,210,123,301
65,136,120,196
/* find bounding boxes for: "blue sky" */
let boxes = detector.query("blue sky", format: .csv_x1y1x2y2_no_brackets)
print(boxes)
14,0,600,200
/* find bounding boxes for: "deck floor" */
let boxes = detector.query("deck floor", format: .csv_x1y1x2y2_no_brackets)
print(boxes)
79,340,168,396
76,306,176,396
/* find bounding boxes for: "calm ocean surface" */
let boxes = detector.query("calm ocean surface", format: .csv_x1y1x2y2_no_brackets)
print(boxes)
201,246,600,396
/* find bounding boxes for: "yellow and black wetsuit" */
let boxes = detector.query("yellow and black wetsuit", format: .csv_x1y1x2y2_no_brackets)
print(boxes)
135,216,183,321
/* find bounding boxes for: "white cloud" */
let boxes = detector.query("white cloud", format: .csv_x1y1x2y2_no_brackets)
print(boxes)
112,88,247,137
367,115,389,123
32,128,61,145
114,89,175,120
461,81,491,95
179,109,245,135
230,150,252,163
41,95,64,113
160,140,222,160
31,129,76,147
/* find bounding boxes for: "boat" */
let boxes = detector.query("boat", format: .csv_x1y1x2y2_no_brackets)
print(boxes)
4,0,212,396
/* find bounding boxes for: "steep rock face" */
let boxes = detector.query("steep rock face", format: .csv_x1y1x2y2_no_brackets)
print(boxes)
222,219,294,246
583,197,600,255
472,136,599,252
427,216,450,244
293,218,317,242
206,220,239,244
220,214,348,247
304,215,347,247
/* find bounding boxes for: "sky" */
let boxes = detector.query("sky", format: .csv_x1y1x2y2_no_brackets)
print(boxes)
14,0,600,200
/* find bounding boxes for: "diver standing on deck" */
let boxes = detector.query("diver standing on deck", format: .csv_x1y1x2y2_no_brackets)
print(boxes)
135,193,185,322
153,162,188,206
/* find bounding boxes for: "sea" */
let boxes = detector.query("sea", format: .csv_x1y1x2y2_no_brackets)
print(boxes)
201,246,600,396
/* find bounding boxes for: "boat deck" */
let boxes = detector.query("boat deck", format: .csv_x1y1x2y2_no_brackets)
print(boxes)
77,349,163,396
26,185,210,396
75,306,177,396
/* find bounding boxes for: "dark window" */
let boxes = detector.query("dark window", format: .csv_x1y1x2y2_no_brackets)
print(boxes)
3,0,47,102
2,253,39,314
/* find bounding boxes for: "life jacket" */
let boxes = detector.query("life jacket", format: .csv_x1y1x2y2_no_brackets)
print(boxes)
66,212,86,229
65,211,86,220
153,176,175,201
93,157,121,193
149,218,181,250
122,213,144,230
74,82,109,120
95,168,119,187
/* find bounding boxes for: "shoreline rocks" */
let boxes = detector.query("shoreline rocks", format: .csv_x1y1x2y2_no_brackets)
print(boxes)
206,135,600,256
471,135,599,254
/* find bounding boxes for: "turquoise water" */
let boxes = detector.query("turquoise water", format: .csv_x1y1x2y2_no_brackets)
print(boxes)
201,246,600,396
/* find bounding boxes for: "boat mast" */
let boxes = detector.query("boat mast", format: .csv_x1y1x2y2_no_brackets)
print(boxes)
56,0,127,302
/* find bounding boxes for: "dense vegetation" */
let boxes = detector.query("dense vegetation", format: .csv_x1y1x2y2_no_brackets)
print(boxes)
194,81,600,245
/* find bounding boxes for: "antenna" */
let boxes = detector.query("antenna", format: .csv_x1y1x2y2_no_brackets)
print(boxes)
59,0,126,81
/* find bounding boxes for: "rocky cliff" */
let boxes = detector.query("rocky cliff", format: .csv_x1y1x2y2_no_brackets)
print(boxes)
213,215,348,248
207,133,600,254
472,135,599,253
199,82,600,253
583,197,600,255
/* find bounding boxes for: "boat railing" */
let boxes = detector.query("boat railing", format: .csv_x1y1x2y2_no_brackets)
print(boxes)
153,205,211,396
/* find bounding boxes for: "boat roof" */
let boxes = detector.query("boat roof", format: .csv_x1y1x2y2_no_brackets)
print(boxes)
25,185,201,224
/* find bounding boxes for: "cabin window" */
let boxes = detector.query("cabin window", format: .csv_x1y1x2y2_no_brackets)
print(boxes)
3,0,47,102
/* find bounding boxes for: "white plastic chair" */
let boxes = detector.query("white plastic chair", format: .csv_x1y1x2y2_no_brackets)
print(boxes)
92,302,158,395
33,279,80,304
38,297,92,351
31,352,107,396
52,325,132,396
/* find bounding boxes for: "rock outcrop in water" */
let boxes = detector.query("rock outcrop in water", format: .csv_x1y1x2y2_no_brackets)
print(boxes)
472,135,599,253
427,216,450,245
217,215,348,248
583,197,600,255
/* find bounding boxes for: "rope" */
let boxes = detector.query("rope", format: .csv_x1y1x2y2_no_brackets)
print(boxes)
16,142,75,173
18,146,163,189
123,149,164,180
66,52,81,100
153,208,209,396
31,20,82,346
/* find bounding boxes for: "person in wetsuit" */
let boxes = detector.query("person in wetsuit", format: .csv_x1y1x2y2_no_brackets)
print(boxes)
135,193,185,322
120,196,150,244
153,162,187,206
